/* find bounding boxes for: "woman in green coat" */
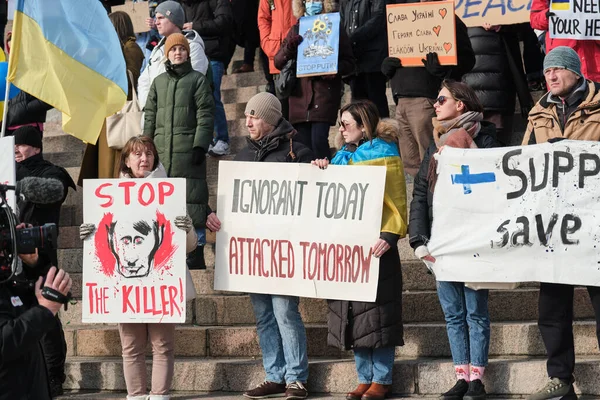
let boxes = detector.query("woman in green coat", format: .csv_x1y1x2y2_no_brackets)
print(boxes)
143,33,216,269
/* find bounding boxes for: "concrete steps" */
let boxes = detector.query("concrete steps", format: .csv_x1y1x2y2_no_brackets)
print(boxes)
61,321,600,359
61,356,600,395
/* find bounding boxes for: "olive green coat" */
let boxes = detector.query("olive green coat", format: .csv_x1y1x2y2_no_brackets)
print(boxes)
143,60,215,228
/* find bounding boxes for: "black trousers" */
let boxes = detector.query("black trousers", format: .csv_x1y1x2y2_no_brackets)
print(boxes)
538,282,600,381
40,314,67,382
294,122,332,160
349,71,390,119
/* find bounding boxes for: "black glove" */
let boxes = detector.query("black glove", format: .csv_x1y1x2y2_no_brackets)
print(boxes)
381,57,402,79
286,34,303,51
192,147,206,165
545,10,556,18
547,137,566,144
421,52,447,78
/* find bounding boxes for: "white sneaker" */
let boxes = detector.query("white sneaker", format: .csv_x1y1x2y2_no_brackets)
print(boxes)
208,140,230,156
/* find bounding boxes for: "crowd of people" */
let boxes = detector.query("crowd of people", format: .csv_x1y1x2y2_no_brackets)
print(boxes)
1,0,600,399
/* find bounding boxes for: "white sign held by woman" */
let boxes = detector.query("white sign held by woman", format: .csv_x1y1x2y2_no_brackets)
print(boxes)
0,136,15,210
82,178,188,323
214,161,386,302
428,141,600,286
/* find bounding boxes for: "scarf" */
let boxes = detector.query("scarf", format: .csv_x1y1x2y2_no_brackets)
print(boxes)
427,111,483,192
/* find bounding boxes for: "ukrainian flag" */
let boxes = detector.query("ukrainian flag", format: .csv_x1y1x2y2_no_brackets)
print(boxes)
551,0,570,11
7,0,127,144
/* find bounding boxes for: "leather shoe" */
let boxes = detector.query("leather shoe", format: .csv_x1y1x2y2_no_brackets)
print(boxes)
362,383,391,400
347,383,371,400
234,63,254,73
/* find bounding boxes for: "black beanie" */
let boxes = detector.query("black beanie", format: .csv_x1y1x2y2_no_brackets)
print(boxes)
14,125,43,149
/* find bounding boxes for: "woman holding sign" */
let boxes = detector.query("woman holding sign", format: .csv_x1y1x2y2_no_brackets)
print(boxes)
80,136,198,400
274,0,356,160
312,100,407,400
409,80,500,399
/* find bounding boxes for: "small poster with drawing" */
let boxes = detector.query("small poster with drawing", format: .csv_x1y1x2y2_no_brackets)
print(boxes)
296,12,341,78
82,178,187,323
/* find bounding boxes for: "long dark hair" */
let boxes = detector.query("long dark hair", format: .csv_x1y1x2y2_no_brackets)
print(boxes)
440,79,484,113
109,11,136,45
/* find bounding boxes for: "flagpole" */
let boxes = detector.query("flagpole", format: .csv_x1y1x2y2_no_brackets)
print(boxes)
0,79,10,138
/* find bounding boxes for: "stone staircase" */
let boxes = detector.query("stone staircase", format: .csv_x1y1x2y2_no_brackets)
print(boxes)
39,50,600,397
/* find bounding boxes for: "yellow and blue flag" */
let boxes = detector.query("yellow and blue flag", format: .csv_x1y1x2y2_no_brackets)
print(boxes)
551,0,570,11
7,0,127,144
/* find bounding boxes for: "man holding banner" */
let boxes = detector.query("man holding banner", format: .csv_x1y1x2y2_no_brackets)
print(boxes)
523,47,600,400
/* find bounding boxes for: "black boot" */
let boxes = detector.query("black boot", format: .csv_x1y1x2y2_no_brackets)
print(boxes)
442,379,469,400
187,245,206,270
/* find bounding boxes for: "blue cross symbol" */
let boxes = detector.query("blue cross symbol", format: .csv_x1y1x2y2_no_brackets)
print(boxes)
451,165,496,194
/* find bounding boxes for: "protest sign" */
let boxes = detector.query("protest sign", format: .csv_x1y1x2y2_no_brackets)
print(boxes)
82,178,187,323
112,1,150,33
427,142,600,287
296,12,340,77
213,161,386,302
0,136,15,211
454,0,531,27
549,0,600,39
387,1,457,66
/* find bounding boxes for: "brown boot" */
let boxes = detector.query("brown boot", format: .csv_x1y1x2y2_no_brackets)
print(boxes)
346,384,371,400
361,383,391,400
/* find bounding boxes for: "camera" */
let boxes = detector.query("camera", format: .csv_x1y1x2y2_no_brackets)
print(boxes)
0,223,57,254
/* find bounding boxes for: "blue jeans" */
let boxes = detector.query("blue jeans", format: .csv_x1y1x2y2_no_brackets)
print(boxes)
195,228,206,246
210,60,229,143
249,294,309,383
436,281,490,367
354,346,395,385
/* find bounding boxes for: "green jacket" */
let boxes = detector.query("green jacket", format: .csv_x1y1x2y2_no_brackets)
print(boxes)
143,60,215,228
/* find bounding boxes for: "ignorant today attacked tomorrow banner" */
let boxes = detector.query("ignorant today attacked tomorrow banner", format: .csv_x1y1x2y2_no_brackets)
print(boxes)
214,161,387,302
428,141,600,287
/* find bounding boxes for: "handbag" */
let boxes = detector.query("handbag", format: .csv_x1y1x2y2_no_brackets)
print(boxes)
275,58,297,100
106,70,143,150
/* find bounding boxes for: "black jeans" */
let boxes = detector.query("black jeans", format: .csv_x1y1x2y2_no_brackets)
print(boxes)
518,22,544,80
294,122,332,159
41,315,67,382
538,282,600,381
349,72,390,118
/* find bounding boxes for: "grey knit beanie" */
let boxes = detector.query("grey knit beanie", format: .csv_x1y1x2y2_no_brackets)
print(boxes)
543,46,582,77
156,1,185,29
245,92,282,126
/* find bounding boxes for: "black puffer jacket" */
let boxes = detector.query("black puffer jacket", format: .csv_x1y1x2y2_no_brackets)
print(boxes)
327,245,403,350
181,0,233,62
340,0,387,74
0,281,56,400
6,92,52,131
461,27,520,114
408,122,500,249
235,118,315,163
388,14,474,100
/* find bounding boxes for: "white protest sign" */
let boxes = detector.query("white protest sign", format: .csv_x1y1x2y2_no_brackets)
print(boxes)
0,136,16,211
82,178,187,323
427,142,600,286
214,161,386,302
549,0,600,39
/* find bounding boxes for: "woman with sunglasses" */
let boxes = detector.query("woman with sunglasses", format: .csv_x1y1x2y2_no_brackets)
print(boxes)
409,80,500,400
312,100,407,400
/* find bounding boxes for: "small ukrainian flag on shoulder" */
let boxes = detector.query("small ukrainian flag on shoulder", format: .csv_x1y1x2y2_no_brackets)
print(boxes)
551,0,570,11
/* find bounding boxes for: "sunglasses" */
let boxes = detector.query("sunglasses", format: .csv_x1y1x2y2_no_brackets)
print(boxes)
338,120,357,129
435,95,450,105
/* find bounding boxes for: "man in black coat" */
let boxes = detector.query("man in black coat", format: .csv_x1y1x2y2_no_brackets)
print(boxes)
210,93,314,399
13,126,76,397
381,0,475,176
0,258,72,400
